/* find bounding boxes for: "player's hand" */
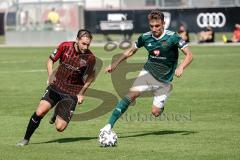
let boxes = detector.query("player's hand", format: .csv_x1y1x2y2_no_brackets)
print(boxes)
46,78,52,85
175,66,184,77
47,73,56,85
105,64,116,73
77,95,84,104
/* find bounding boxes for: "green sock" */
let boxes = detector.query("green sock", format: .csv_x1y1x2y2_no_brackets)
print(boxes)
108,96,132,127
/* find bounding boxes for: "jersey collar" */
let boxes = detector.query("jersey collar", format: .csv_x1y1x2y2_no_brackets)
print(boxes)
151,30,166,40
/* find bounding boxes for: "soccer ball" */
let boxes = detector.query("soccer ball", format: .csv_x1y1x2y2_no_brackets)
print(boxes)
98,130,118,147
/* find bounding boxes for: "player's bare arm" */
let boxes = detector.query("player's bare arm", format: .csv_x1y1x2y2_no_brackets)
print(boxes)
105,45,138,73
77,70,95,104
175,47,193,77
46,58,54,84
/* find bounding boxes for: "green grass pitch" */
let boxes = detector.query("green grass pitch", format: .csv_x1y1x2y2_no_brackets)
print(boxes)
0,45,239,160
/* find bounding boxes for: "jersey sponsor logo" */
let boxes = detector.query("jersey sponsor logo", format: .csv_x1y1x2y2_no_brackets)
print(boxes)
147,43,152,47
162,41,168,46
197,12,226,28
62,62,81,71
150,55,167,60
153,50,160,56
80,59,87,66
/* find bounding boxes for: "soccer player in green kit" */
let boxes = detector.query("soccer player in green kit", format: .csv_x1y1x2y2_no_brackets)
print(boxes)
100,9,193,132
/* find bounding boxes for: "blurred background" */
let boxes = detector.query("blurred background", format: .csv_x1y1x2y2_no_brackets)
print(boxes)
0,0,240,46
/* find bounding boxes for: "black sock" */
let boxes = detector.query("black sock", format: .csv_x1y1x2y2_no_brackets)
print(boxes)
24,112,43,140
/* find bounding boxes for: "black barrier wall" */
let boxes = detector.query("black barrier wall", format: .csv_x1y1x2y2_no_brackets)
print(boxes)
85,7,240,33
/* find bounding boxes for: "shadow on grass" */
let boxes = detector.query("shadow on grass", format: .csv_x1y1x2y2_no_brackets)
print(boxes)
32,130,196,145
32,136,98,144
118,130,196,138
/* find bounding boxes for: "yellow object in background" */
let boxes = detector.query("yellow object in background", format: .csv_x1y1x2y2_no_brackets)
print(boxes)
48,9,60,24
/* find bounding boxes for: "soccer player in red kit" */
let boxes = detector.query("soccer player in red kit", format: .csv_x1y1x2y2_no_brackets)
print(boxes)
17,30,96,146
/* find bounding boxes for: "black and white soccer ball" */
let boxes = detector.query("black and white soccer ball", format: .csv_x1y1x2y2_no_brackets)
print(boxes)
98,130,118,147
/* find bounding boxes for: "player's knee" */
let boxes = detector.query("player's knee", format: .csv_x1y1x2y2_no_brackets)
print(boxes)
36,101,51,117
127,91,140,101
55,122,67,132
56,125,66,132
56,127,65,132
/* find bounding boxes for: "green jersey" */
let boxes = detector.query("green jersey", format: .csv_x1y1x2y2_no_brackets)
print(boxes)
135,30,188,83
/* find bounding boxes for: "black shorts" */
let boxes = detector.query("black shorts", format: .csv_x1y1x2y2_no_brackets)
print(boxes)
41,85,78,123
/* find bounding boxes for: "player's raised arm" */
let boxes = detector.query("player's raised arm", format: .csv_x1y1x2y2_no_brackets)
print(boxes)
105,45,138,73
175,46,193,77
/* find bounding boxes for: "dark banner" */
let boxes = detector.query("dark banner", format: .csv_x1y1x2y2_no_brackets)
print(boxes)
84,7,240,33
0,13,4,35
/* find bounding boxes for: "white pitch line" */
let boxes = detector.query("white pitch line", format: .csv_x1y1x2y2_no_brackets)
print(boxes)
1,51,238,65
0,69,45,74
98,57,147,61
0,60,31,64
0,57,147,64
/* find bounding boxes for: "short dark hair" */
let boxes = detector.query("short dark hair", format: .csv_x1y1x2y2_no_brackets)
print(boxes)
77,29,93,40
148,9,164,22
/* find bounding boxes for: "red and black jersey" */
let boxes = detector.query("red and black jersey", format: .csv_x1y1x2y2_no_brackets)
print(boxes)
50,41,96,96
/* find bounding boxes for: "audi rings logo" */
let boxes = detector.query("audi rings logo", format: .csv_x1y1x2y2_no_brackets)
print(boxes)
197,12,226,28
